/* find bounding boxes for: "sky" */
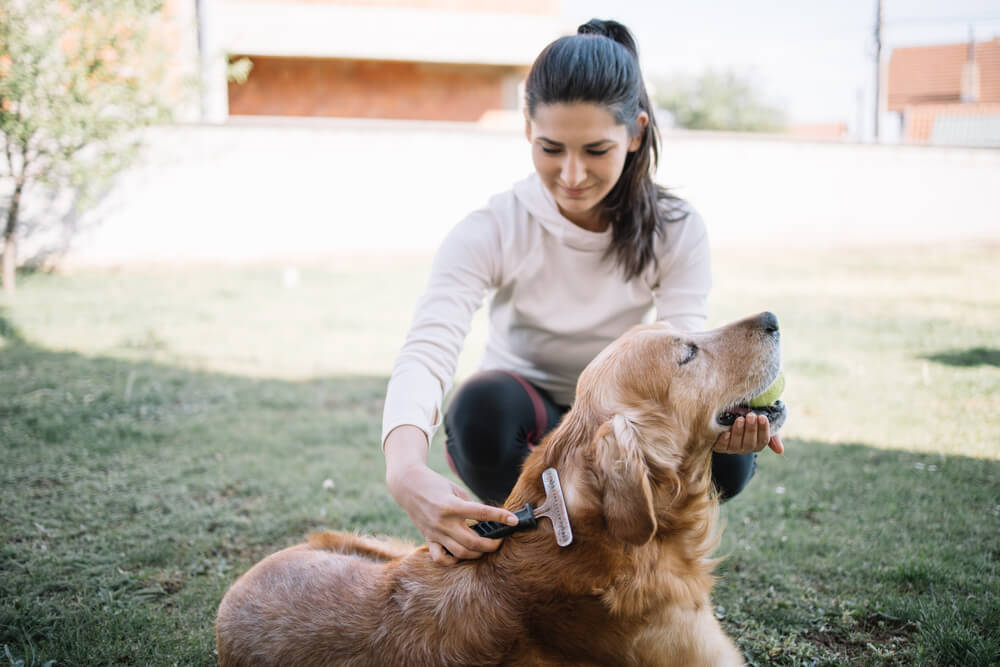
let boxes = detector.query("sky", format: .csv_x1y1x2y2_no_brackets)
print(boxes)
562,0,1000,133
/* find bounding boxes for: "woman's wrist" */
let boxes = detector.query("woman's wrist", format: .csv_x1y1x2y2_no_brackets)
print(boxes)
384,425,430,486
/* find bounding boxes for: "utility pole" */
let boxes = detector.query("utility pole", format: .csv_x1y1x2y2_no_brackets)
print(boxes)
873,0,884,141
961,25,979,103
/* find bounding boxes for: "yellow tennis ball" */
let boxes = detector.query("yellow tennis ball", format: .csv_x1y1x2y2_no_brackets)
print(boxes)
748,371,785,407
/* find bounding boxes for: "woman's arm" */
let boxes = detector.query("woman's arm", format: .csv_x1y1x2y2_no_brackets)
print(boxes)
381,210,503,450
382,210,519,564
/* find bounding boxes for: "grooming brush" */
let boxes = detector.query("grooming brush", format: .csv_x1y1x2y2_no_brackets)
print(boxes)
470,467,573,547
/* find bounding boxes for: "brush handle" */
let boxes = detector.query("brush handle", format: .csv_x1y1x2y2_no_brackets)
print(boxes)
470,504,536,540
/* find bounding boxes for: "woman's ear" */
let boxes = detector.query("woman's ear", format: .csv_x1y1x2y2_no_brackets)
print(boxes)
524,110,533,143
594,414,656,545
628,111,649,152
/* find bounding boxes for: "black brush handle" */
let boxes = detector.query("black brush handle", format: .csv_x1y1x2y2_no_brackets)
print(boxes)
470,504,536,539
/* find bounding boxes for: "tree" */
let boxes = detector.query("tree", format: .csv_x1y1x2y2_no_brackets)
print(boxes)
0,0,172,295
653,69,787,133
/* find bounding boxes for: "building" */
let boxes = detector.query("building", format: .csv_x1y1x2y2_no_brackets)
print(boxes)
195,0,567,123
887,37,1000,147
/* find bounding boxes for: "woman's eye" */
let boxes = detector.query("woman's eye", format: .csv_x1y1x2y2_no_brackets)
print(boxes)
587,149,610,156
679,344,698,365
541,147,562,155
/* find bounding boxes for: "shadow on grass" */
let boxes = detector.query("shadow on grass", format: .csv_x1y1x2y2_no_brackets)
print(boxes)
0,311,26,344
0,326,402,666
922,347,1000,368
716,437,1000,666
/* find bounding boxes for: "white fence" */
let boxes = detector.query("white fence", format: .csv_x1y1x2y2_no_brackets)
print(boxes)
25,118,1000,265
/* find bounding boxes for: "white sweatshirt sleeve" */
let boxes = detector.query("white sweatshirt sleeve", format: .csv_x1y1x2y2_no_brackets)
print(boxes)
653,206,712,332
381,210,502,448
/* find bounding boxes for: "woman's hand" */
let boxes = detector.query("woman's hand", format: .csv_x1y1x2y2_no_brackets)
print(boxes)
713,413,784,455
384,426,519,565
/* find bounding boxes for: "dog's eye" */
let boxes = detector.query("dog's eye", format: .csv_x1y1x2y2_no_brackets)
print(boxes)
679,344,698,366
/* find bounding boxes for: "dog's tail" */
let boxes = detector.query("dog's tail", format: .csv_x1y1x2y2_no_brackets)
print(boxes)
307,531,414,562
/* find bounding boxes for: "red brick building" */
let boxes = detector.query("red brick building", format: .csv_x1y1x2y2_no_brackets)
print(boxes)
888,37,1000,146
203,0,565,122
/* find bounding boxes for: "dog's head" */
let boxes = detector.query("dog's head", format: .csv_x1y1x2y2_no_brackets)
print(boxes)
534,312,786,547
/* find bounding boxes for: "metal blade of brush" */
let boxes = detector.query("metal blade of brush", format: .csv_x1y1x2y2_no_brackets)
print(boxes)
535,467,573,547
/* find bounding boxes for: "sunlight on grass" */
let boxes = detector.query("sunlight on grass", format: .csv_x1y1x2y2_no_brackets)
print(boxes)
8,245,998,460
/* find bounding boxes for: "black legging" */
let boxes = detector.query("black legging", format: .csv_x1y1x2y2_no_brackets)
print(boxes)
445,369,756,506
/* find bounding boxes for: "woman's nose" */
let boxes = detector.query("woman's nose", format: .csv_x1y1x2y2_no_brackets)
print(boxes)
560,155,586,187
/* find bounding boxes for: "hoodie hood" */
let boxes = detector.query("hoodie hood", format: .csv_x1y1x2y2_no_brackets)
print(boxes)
512,173,613,252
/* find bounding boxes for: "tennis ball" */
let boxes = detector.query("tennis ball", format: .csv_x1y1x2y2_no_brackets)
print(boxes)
748,371,785,407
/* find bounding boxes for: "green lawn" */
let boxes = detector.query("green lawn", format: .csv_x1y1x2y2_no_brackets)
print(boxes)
2,244,998,666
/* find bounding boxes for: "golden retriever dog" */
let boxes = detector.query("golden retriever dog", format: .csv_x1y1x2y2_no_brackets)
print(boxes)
216,312,787,666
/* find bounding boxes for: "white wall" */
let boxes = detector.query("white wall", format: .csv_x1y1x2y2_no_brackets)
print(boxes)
46,119,1000,264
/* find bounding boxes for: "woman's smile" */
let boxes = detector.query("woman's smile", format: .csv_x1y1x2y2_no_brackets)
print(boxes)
560,184,594,197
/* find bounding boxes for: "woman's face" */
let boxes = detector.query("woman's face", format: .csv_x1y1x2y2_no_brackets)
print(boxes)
526,102,647,232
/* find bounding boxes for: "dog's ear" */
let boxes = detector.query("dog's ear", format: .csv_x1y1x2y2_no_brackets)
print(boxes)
594,414,657,546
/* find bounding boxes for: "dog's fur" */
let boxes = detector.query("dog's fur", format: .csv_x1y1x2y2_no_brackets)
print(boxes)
216,313,786,666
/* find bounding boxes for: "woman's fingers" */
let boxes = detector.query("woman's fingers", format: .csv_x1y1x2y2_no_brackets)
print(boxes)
423,498,515,560
443,497,518,553
428,541,458,565
438,535,484,561
714,414,775,454
712,430,731,452
744,413,765,451
751,414,770,452
452,497,519,527
730,417,745,451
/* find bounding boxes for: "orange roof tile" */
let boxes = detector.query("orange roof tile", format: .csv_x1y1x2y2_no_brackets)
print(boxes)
785,123,848,140
888,37,1000,111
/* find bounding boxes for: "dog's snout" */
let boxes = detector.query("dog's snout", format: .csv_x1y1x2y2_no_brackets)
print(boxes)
759,312,779,336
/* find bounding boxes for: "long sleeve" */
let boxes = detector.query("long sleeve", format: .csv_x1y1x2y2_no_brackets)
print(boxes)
381,211,502,447
653,206,712,332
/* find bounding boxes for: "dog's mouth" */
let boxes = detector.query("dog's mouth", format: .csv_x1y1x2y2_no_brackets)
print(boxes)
716,400,787,431
715,369,787,431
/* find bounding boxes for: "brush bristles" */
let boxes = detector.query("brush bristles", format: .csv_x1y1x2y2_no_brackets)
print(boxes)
541,468,573,547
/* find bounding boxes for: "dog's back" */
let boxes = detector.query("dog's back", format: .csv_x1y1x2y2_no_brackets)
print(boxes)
216,541,387,666
306,531,414,562
216,536,525,667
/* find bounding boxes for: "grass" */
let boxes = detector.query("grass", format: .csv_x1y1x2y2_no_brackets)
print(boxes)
2,243,998,665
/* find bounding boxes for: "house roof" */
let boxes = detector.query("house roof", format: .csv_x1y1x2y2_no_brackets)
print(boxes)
887,37,1000,111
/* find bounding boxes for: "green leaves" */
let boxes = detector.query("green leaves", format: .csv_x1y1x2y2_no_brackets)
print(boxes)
653,69,787,132
0,0,174,289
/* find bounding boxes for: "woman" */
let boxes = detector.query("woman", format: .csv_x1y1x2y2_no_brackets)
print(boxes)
382,19,783,565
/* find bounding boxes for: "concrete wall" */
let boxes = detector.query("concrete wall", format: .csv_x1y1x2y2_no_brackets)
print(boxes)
43,119,999,265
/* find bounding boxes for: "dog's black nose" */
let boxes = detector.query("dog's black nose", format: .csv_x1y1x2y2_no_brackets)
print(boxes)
759,311,779,335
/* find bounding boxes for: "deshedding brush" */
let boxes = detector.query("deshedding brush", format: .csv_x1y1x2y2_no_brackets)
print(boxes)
469,467,573,547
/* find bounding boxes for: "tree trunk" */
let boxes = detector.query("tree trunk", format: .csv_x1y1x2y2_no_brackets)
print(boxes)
1,236,15,296
2,178,23,296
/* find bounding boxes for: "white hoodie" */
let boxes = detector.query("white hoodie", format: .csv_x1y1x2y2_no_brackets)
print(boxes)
381,172,712,447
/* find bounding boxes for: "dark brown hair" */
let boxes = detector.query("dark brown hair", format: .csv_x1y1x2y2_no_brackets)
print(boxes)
525,19,687,281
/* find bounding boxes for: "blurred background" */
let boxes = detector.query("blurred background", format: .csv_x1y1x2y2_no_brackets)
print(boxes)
3,0,999,272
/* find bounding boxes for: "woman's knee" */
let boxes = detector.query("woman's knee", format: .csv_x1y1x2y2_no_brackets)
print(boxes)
444,370,533,468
